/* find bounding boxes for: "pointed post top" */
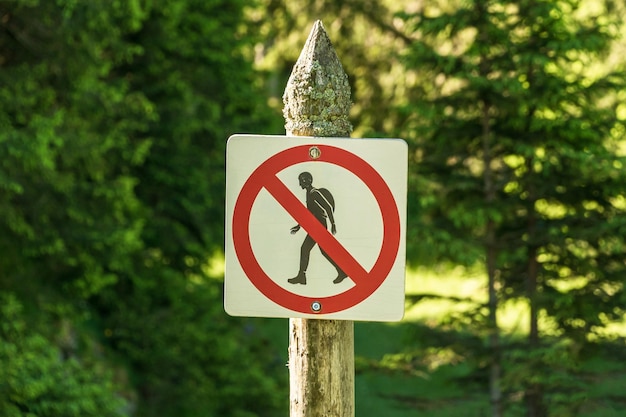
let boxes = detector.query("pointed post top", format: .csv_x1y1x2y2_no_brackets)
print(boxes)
282,20,352,137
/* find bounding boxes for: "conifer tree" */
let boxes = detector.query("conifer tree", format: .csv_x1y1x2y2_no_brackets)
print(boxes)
400,0,626,415
0,1,286,416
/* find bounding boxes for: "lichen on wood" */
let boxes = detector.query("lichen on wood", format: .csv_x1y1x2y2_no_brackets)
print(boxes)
283,20,352,137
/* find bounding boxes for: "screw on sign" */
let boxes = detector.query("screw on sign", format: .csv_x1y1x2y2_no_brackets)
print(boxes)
230,140,404,317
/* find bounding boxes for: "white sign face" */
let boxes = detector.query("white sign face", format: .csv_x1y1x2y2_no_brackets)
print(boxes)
224,134,407,321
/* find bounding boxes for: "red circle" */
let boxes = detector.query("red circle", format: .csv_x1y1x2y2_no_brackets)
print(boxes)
232,144,400,314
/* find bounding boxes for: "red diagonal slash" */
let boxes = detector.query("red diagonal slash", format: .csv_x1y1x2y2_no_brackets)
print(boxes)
230,143,402,315
264,174,369,284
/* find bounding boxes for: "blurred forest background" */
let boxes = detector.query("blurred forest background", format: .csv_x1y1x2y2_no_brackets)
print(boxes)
1,0,626,416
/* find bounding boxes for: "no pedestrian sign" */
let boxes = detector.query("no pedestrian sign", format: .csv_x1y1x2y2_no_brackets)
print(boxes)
224,134,407,321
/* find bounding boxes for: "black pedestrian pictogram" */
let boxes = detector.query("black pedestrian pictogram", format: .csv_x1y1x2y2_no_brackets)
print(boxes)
228,141,403,316
288,172,348,285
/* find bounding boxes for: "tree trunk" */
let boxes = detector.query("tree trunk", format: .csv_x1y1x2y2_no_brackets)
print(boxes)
526,156,543,417
481,98,502,417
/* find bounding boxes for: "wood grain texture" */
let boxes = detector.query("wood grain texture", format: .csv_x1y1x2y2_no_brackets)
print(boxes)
283,20,355,417
289,319,354,417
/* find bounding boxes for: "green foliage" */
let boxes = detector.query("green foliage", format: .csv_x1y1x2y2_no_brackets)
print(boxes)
119,0,280,265
0,0,151,300
95,1,287,414
356,321,489,417
394,0,626,415
1,1,286,416
356,303,626,417
400,0,626,268
0,293,128,417
97,273,286,417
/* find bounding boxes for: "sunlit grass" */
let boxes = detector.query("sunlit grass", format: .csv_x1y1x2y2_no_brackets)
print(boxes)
403,265,485,324
404,266,568,336
404,266,534,336
404,266,626,338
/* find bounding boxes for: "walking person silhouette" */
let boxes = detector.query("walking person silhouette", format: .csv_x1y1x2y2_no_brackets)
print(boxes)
288,171,348,285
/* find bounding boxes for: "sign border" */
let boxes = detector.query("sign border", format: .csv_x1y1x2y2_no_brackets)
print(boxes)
232,144,400,314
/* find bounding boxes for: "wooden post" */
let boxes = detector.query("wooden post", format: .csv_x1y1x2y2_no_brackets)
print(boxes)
282,20,355,417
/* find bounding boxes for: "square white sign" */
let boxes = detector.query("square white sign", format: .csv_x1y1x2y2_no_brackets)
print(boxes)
225,134,407,321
